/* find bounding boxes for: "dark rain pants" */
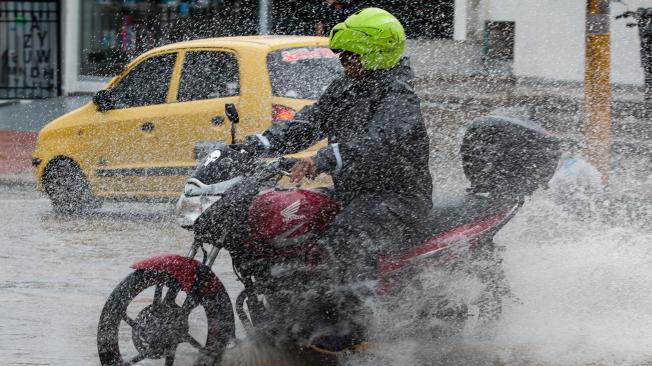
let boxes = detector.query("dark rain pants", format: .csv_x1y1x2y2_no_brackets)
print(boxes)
320,193,430,282
281,193,431,350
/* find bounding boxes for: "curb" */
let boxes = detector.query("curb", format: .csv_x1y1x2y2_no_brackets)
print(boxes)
0,100,19,108
0,172,35,188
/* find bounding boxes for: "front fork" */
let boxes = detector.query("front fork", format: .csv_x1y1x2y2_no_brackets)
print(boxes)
186,239,221,267
187,239,266,332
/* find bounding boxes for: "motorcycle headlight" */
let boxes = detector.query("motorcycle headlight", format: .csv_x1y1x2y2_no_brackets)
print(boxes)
175,176,243,228
174,193,222,229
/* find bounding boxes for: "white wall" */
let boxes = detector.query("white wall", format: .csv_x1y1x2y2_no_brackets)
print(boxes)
482,0,646,85
454,0,469,40
611,0,646,85
61,0,79,94
61,0,108,95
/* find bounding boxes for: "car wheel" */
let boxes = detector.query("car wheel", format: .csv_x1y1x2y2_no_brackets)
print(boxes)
43,159,101,214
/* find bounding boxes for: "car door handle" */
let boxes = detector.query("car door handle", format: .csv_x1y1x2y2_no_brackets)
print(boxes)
141,122,155,133
211,116,225,126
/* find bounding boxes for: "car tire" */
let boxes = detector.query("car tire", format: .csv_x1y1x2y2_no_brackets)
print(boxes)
43,159,101,214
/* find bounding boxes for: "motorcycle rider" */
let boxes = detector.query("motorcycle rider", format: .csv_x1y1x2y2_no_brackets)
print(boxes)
244,7,432,348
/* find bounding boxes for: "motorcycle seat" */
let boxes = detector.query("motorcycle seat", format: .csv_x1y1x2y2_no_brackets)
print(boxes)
424,192,514,238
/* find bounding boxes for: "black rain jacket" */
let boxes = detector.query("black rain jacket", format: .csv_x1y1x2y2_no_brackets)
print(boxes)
247,58,433,207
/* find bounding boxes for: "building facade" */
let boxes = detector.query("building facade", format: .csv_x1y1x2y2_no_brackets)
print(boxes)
0,0,646,98
460,0,647,85
0,1,61,98
4,0,459,97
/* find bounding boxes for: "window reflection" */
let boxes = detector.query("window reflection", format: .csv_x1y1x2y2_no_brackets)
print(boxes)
80,0,258,77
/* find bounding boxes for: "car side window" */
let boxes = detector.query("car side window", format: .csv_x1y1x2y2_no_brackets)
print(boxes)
178,51,239,102
110,53,176,109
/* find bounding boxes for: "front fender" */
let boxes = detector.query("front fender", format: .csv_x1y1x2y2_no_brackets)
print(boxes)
131,254,224,297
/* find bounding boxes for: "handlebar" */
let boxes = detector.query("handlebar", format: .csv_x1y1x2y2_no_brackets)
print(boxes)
226,143,298,174
277,157,299,174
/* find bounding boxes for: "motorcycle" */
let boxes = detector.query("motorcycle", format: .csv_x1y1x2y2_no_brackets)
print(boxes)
96,111,560,365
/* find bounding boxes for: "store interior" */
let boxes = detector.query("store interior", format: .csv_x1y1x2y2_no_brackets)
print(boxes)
80,0,453,77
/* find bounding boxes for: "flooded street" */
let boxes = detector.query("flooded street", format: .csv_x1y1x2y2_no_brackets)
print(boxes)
1,171,651,365
1,0,650,364
0,183,241,365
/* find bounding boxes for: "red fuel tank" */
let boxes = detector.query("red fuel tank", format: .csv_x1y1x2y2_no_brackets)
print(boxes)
247,188,339,252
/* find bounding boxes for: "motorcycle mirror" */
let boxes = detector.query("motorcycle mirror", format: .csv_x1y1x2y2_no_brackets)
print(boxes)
225,103,239,145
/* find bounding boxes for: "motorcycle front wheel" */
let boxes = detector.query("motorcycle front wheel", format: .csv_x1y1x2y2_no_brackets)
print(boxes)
97,270,234,366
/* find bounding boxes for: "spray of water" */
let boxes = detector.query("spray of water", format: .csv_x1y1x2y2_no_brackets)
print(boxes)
219,158,650,366
340,167,652,366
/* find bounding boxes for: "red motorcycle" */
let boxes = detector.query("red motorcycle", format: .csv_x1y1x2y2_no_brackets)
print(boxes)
97,114,560,365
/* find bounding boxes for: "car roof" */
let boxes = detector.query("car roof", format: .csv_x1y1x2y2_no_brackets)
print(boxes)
149,35,329,54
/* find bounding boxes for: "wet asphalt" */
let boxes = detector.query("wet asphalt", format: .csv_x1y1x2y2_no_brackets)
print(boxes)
0,183,242,365
1,172,651,365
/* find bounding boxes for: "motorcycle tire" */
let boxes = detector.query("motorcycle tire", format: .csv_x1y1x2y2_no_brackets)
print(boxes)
97,270,235,366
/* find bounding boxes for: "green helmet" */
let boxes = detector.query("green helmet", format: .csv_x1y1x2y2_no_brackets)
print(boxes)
328,8,406,71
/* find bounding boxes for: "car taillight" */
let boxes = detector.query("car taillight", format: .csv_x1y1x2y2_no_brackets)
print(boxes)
272,105,295,123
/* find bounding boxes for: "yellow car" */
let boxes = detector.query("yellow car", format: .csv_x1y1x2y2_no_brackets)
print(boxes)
33,36,341,212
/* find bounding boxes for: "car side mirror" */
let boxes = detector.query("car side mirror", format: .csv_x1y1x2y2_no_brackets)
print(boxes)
93,89,114,112
225,103,239,124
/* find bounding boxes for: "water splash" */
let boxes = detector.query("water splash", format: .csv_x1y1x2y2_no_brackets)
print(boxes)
340,166,652,366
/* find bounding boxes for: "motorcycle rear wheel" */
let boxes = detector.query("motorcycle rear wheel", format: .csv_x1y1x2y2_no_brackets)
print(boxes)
97,270,234,366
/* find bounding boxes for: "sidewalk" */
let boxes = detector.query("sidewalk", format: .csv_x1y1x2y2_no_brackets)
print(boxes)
416,76,648,114
415,76,652,154
0,96,90,132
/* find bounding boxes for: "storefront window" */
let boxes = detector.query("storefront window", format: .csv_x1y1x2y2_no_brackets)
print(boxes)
80,0,259,77
79,0,453,78
271,0,454,39
0,1,60,98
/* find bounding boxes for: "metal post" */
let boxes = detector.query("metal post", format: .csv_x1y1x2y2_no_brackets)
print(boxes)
258,0,270,35
584,0,612,183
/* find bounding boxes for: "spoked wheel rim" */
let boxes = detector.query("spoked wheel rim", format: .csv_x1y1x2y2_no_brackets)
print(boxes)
126,283,195,365
98,270,234,366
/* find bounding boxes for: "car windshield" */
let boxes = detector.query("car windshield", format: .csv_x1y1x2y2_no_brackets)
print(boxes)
267,47,343,100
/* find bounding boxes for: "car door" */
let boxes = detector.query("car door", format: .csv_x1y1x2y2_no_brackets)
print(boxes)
149,49,244,194
91,52,179,196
